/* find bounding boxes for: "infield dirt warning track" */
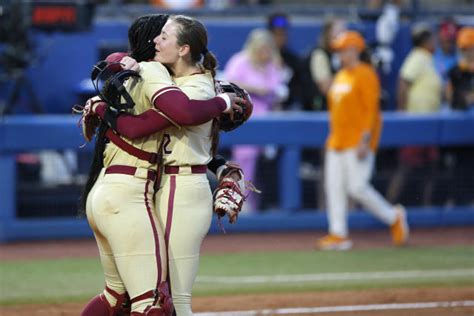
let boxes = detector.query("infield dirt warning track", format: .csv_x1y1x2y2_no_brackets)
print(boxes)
0,227,473,315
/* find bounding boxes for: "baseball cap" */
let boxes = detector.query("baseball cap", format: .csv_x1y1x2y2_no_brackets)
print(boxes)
457,27,474,49
331,31,366,52
439,19,458,41
268,13,289,29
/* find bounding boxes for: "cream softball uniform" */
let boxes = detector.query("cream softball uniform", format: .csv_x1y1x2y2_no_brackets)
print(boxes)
155,72,215,316
86,61,176,314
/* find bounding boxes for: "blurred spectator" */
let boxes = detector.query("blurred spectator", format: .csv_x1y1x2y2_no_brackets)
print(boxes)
374,0,402,75
373,0,402,110
446,26,474,110
224,28,287,211
366,0,384,10
317,31,408,250
267,12,303,110
397,24,441,112
434,18,459,86
149,0,204,8
442,26,474,205
388,24,441,206
302,17,346,111
300,17,345,210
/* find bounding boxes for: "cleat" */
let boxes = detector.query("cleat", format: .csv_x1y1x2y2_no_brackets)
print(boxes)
316,234,352,250
391,204,409,246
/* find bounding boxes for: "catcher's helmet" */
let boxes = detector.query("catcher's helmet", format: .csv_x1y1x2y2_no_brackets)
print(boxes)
215,80,253,132
91,60,141,111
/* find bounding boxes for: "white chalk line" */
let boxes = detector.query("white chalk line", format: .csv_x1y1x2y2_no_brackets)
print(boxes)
196,268,474,284
195,300,474,315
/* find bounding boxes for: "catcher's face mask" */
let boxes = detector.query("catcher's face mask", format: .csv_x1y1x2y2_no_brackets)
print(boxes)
91,60,141,111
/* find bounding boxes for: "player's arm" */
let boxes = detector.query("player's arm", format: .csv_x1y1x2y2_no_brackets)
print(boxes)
357,69,380,158
208,155,228,178
359,69,380,134
93,91,236,139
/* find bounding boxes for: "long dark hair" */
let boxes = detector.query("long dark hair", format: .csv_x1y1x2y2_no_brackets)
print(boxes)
169,15,220,155
78,14,169,215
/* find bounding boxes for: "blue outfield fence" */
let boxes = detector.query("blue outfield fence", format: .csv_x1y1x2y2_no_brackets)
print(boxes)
1,112,474,241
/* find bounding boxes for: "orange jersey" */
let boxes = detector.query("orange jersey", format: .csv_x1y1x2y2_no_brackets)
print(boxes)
326,63,382,151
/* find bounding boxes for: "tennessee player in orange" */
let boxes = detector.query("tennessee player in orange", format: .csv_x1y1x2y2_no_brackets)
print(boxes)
79,15,242,316
92,15,250,316
317,31,409,250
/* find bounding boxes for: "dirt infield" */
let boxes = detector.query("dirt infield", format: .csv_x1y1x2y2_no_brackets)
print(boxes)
1,288,473,315
1,227,473,315
1,226,473,261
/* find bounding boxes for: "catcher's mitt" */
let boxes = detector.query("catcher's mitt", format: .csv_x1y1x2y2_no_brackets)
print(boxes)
213,162,246,224
72,97,103,142
214,80,253,132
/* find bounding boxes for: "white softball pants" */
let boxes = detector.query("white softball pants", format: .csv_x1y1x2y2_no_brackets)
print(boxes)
155,173,213,316
324,149,397,237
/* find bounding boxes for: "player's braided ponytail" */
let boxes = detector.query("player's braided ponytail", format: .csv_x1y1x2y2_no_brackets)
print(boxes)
79,14,169,215
128,14,169,62
202,50,218,78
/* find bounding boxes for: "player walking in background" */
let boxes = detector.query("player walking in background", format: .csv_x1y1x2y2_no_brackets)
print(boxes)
79,14,241,316
317,31,409,251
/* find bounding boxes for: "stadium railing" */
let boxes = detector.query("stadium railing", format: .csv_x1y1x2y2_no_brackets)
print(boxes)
1,112,474,241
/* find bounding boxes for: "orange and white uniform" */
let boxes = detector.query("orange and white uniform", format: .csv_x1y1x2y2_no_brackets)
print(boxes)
86,61,177,314
155,72,215,316
325,62,397,237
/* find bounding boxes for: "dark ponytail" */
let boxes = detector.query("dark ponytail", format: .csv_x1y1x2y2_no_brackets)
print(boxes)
202,50,218,78
78,14,168,216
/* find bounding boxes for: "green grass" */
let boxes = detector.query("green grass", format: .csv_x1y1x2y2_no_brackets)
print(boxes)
0,245,473,305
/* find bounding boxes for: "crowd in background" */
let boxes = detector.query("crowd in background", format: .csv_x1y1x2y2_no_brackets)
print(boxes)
4,1,474,216
219,8,474,212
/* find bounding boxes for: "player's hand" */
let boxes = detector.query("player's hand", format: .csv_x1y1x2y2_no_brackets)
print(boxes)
356,132,371,160
76,96,102,142
84,96,103,116
356,139,370,160
120,56,140,72
222,93,244,120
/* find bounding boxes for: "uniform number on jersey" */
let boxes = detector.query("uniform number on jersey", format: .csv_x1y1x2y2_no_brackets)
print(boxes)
163,133,172,154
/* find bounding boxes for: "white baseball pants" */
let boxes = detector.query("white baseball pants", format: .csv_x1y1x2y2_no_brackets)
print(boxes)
325,149,397,237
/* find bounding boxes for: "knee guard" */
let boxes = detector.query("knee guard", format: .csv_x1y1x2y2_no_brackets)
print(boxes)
130,282,174,316
81,287,130,316
131,307,165,316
